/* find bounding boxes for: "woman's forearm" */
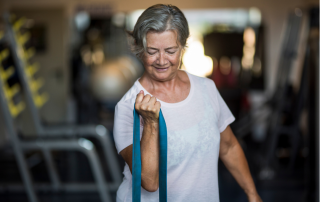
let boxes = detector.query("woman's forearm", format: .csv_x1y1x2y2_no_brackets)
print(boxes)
220,142,258,196
219,126,262,201
140,121,160,192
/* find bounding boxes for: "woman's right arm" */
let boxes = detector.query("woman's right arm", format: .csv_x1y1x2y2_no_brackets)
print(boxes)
120,90,161,192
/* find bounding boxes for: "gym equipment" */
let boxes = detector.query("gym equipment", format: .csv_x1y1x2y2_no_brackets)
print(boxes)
0,50,112,202
3,15,122,188
0,12,122,202
233,10,306,138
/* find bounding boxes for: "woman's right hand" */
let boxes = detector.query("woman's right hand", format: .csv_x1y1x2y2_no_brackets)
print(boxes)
135,90,161,125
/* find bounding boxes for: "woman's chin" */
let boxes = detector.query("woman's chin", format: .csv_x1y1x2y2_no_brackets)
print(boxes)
152,70,174,81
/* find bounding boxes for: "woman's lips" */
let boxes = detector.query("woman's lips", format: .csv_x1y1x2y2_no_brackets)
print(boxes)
154,66,169,72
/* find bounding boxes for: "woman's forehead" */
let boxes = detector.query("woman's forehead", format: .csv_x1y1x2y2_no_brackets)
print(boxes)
146,30,179,48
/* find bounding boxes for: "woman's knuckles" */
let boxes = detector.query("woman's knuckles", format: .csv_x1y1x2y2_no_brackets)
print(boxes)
143,94,151,102
136,94,160,115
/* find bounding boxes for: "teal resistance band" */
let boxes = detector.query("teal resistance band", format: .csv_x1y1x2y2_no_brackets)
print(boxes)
132,107,167,202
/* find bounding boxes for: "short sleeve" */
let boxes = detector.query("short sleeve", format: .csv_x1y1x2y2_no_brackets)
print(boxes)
211,81,235,133
113,101,135,154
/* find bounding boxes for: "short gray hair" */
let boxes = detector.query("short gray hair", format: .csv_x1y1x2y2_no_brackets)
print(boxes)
128,4,189,59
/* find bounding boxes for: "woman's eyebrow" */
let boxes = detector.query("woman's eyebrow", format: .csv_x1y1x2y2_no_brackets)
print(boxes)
147,46,179,51
147,47,159,51
165,46,179,50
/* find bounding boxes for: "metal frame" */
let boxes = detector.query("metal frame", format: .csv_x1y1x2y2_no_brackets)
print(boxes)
0,69,112,202
2,12,122,193
4,13,122,189
0,12,122,202
21,139,112,202
263,11,308,169
266,47,310,169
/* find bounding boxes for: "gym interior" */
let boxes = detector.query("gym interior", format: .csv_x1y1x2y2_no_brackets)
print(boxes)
0,0,318,202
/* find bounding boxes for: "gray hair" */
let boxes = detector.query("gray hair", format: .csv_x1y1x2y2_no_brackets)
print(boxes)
128,4,189,59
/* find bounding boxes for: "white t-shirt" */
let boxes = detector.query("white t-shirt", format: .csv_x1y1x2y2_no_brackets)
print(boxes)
113,71,235,202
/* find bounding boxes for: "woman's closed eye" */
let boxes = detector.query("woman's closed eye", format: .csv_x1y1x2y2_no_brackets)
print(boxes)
147,51,157,55
166,47,179,54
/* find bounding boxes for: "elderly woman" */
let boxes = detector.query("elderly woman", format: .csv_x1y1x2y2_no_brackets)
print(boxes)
113,4,262,202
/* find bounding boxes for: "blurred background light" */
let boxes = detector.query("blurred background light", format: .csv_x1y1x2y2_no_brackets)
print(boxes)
182,35,213,77
249,7,262,26
74,11,90,32
126,9,144,31
220,56,232,75
112,12,126,27
242,27,256,69
78,138,94,150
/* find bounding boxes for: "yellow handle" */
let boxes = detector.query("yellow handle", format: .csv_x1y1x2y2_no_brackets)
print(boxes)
0,66,14,81
17,32,30,45
0,49,10,62
3,83,20,99
24,47,35,60
29,78,44,92
26,63,39,77
34,92,49,108
8,100,25,117
13,17,26,32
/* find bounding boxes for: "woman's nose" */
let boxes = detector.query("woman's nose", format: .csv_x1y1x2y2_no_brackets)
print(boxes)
157,52,167,66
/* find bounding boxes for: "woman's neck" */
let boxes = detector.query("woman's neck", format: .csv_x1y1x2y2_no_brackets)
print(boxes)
138,70,190,103
139,71,180,92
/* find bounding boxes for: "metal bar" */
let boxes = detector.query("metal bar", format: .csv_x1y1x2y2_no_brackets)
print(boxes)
82,146,112,202
0,45,38,202
43,125,122,186
265,12,304,166
42,148,60,190
86,126,122,186
3,12,43,135
20,139,112,202
0,183,118,192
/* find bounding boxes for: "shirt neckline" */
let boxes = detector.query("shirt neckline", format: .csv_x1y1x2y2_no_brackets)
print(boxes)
135,71,194,108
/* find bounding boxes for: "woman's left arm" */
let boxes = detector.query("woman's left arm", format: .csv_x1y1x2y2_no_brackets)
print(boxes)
219,125,263,202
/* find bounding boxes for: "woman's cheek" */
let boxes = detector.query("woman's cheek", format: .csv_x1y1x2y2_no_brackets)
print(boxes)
170,55,181,65
143,56,155,66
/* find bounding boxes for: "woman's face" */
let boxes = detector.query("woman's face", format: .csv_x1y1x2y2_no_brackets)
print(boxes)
142,30,182,81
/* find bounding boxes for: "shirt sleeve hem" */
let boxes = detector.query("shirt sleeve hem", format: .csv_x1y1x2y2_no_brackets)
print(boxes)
116,144,130,154
219,116,235,133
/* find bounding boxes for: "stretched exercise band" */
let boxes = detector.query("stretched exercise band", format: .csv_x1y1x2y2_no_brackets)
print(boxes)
132,107,167,202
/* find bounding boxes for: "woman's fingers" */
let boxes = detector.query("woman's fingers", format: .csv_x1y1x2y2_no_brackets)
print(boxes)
135,90,144,104
146,97,157,112
149,96,157,106
154,101,161,113
141,94,152,104
135,92,161,121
